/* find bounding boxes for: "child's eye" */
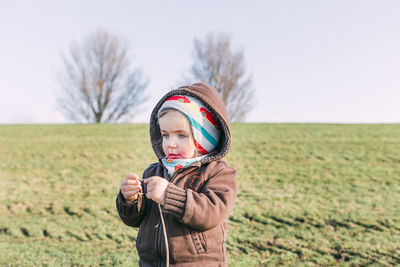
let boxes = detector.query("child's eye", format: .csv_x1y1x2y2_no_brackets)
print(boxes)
178,134,187,139
162,134,169,139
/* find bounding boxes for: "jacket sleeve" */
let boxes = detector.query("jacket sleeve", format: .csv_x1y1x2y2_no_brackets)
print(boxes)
116,164,155,228
162,163,237,231
116,189,146,227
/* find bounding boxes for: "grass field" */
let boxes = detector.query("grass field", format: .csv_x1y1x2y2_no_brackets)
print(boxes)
1,123,399,266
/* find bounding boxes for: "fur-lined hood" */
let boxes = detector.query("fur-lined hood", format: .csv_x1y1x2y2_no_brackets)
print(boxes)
149,82,231,164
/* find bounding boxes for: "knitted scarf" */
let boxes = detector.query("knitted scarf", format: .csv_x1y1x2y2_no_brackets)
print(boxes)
161,155,206,177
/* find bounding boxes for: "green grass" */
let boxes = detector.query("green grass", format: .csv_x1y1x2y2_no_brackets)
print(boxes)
1,123,399,266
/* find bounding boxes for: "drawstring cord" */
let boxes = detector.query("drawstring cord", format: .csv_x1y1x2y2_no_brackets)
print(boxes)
140,179,170,266
158,203,169,267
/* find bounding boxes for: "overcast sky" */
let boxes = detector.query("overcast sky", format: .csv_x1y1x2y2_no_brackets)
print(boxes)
1,1,399,124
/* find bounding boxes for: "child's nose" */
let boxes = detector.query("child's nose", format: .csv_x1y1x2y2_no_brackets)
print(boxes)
167,137,178,148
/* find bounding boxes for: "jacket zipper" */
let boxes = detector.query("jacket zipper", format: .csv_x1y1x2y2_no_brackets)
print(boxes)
155,215,167,266
154,166,198,266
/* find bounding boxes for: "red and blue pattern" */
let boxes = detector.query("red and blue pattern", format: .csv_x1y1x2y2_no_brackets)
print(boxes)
158,94,221,154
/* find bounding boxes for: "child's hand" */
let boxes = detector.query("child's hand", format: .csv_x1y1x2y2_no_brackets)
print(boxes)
144,176,169,204
121,173,142,202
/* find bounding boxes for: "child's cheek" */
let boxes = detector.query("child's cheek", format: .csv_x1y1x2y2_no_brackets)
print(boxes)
162,142,168,155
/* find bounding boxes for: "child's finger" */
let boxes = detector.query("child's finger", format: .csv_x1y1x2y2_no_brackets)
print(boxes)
125,193,139,201
123,184,142,191
126,173,139,180
146,180,158,189
143,176,161,184
125,189,140,196
124,189,140,197
145,183,152,192
125,179,140,185
146,191,153,200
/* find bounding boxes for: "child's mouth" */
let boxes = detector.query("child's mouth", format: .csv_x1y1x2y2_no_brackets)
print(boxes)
168,154,181,159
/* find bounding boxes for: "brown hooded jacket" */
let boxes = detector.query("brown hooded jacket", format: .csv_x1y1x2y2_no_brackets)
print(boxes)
116,82,238,266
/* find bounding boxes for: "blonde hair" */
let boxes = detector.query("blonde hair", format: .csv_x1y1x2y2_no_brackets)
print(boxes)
157,108,200,158
157,108,175,119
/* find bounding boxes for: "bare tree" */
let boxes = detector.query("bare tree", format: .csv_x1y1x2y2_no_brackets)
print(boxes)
57,30,148,123
187,32,255,122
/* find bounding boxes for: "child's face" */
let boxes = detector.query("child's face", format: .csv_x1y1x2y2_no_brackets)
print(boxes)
159,110,197,159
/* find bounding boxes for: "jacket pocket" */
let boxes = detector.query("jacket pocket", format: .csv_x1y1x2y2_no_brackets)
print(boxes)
189,228,207,254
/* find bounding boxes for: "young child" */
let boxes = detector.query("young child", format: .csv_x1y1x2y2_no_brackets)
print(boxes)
116,82,237,266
